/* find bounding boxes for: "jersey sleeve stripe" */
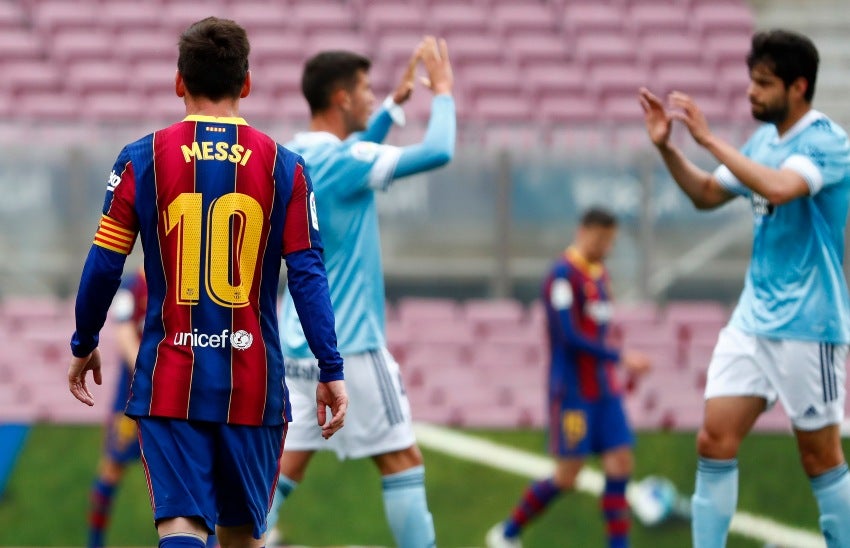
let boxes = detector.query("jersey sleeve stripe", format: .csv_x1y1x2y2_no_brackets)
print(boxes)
99,215,136,236
93,215,136,254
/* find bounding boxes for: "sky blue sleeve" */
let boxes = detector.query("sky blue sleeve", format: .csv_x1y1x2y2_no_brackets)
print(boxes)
392,95,456,179
284,248,344,382
70,245,127,357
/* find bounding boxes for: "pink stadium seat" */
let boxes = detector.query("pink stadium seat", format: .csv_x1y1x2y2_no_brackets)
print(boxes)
524,64,586,100
640,34,704,67
0,30,44,61
628,4,689,38
655,64,718,97
589,64,647,100
254,60,303,97
83,92,146,122
238,93,277,124
564,4,625,36
717,62,753,102
148,94,186,123
692,4,755,37
66,61,130,94
292,3,356,34
507,34,570,67
249,31,306,65
445,34,504,67
492,4,557,36
277,94,311,123
463,299,525,329
396,297,460,325
577,34,638,66
539,94,600,124
305,32,371,57
225,2,291,34
463,64,523,100
100,2,161,32
612,301,660,326
474,94,533,123
0,61,62,94
117,30,180,63
704,31,752,68
51,30,115,63
375,33,423,66
665,300,728,327
33,1,98,33
363,3,425,36
431,4,488,35
134,60,180,95
157,3,227,35
0,1,25,31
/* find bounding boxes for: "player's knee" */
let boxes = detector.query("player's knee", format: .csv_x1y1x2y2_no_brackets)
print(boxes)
799,444,845,477
696,427,740,459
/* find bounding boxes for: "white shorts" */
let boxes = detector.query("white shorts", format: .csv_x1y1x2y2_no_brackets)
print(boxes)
705,326,848,431
284,347,416,459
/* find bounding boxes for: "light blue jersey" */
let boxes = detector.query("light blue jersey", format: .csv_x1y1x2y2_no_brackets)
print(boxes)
714,110,850,343
280,95,456,358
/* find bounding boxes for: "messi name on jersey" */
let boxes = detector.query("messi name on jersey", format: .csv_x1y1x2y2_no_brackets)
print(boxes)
180,140,253,166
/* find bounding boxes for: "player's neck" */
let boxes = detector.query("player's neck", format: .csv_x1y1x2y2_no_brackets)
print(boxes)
182,95,241,119
309,112,349,141
776,104,811,137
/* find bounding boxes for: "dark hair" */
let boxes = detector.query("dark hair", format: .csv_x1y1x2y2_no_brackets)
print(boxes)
302,51,371,115
580,207,617,228
178,17,250,101
746,29,819,102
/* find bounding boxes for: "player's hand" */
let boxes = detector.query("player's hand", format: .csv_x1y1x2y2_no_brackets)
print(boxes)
621,350,651,376
68,348,102,406
316,380,348,439
639,87,672,149
420,36,453,95
668,91,713,147
392,43,424,105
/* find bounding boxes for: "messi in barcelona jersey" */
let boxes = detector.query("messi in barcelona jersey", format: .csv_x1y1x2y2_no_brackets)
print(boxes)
71,115,343,427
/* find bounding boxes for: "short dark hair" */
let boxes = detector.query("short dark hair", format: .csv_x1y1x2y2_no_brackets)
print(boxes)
747,29,819,102
580,207,617,228
178,17,250,101
302,51,371,115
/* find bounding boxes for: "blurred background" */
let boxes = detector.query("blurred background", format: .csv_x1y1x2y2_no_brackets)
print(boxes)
0,0,849,546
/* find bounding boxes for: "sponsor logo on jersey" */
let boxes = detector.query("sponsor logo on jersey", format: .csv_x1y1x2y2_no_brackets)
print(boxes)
309,191,319,231
107,170,122,192
173,328,253,350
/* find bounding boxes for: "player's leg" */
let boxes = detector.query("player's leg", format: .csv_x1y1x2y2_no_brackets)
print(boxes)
137,417,216,548
88,413,140,548
216,422,287,548
694,327,772,548
772,340,850,546
364,348,434,548
598,396,637,548
266,449,314,544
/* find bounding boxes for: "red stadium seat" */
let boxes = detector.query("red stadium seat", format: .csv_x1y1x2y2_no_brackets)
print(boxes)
539,94,600,124
640,34,704,68
0,1,26,32
655,63,719,97
589,64,648,100
431,4,488,36
249,31,306,65
225,2,291,34
156,2,227,35
564,4,626,36
100,2,161,32
492,3,557,37
66,61,130,94
704,31,753,68
305,32,371,58
33,1,98,33
0,30,45,62
628,4,689,38
692,3,755,37
444,34,505,67
253,60,303,97
84,92,147,122
524,63,588,100
116,30,181,63
51,30,115,63
474,94,533,123
463,63,524,100
0,61,62,94
134,60,180,95
507,34,570,67
362,3,425,36
291,3,356,34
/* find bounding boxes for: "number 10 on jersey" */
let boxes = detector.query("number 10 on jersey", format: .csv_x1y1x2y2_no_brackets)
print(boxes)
164,192,263,308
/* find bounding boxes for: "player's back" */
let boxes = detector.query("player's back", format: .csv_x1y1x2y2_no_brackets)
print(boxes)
280,133,387,357
543,252,618,400
110,115,308,426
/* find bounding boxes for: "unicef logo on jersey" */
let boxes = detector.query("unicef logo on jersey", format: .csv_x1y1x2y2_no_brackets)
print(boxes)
173,328,254,350
230,330,254,350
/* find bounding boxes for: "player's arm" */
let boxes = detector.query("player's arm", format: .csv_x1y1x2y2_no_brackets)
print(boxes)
667,92,811,205
69,151,139,405
640,88,736,210
549,276,621,362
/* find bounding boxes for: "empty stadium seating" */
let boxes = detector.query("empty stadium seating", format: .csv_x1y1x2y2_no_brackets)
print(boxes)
0,0,755,137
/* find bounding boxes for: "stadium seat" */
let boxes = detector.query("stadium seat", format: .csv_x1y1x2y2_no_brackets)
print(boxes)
254,60,303,97
446,34,505,67
640,34,704,67
0,61,63,95
66,61,130,94
117,30,181,63
225,2,291,34
474,94,533,123
291,3,356,34
0,30,45,62
576,34,639,66
305,32,371,57
157,3,227,35
462,298,525,330
692,3,755,37
396,297,461,324
703,31,753,68
134,60,181,95
243,31,306,65
655,63,719,97
563,4,625,36
33,1,99,33
628,3,689,38
430,4,489,36
362,3,425,36
100,2,161,32
463,64,524,100
507,34,571,67
524,63,587,101
538,94,600,124
0,1,25,32
492,3,557,36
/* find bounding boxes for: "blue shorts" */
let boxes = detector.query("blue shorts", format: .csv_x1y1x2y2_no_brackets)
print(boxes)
548,394,634,458
138,417,286,539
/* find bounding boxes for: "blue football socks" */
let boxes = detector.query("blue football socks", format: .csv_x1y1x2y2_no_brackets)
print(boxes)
811,462,850,547
87,479,116,548
692,457,738,548
381,465,435,548
158,533,206,548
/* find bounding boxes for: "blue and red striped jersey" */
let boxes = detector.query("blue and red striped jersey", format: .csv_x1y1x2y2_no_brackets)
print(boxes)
72,115,343,426
543,247,621,401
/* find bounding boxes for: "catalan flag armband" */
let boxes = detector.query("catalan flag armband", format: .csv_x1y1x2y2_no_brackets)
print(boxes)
93,215,137,255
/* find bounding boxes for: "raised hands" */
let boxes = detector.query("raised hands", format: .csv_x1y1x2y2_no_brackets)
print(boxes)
639,87,673,149
392,43,424,105
640,87,713,148
419,36,453,96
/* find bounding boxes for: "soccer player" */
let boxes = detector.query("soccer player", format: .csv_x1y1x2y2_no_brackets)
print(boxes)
486,208,651,548
265,37,455,547
67,17,347,548
640,29,850,547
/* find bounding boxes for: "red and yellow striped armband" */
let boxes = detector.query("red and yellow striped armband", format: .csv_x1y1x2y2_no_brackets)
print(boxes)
93,215,137,255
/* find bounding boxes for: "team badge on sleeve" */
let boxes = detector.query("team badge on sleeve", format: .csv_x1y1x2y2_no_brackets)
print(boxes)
550,278,574,310
309,192,319,230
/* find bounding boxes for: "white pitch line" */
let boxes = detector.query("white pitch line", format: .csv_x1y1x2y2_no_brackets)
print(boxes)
413,422,826,548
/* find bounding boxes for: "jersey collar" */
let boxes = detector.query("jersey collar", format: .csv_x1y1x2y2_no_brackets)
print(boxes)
565,246,604,279
183,114,249,126
772,109,824,145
